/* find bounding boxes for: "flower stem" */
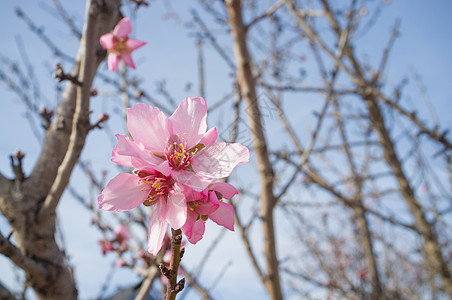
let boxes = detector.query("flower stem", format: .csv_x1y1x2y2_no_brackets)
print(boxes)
165,228,184,300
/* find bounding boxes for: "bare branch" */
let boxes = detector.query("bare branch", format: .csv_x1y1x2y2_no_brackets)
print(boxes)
245,0,285,30
0,231,46,278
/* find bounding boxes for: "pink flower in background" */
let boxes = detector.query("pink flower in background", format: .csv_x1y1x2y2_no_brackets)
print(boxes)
182,182,237,244
114,224,130,251
98,97,249,255
114,224,130,242
99,17,146,71
99,239,114,255
115,259,127,267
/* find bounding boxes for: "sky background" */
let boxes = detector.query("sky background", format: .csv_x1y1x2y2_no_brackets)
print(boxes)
1,0,452,299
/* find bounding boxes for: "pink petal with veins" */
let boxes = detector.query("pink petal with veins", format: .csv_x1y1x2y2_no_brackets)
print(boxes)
114,17,132,38
121,52,136,69
192,142,249,178
209,182,239,199
126,38,147,51
169,97,207,148
99,33,114,50
165,187,187,230
111,134,161,168
210,202,234,231
148,201,168,255
98,173,148,211
127,103,170,152
199,127,218,147
107,52,119,71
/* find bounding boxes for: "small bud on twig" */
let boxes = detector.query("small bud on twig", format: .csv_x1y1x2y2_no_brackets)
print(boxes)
10,150,25,182
159,263,171,278
13,149,25,160
52,63,82,86
90,88,98,97
39,105,54,129
173,278,185,294
180,247,185,259
90,113,110,130
130,0,149,10
135,89,145,98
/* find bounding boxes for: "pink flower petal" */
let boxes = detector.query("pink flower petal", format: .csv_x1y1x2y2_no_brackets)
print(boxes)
114,17,132,38
139,160,171,177
196,191,219,215
172,170,212,192
121,52,136,69
169,97,207,148
98,173,148,211
209,202,234,231
183,187,207,202
114,224,130,241
165,186,187,230
127,103,170,152
182,211,205,244
192,142,249,178
126,38,147,51
99,33,114,50
148,202,168,255
209,182,238,199
181,210,197,239
199,127,217,147
108,53,119,71
187,219,205,244
111,134,161,168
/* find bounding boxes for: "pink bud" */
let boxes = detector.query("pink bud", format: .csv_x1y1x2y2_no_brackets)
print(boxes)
97,113,110,123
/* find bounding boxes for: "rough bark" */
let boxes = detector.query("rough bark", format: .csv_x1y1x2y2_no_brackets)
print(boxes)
225,1,283,299
0,0,122,298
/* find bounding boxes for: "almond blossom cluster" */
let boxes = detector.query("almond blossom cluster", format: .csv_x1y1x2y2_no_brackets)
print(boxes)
98,224,130,255
98,97,249,255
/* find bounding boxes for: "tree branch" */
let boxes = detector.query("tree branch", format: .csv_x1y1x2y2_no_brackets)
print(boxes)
0,231,46,278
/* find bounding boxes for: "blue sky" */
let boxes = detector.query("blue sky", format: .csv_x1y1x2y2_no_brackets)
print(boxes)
1,0,452,299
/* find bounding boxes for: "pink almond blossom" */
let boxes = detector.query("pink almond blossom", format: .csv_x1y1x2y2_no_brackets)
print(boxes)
182,182,237,244
112,97,249,191
99,17,146,71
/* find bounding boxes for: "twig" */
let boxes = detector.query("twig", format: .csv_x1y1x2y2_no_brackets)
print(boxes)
245,0,285,30
0,231,46,277
164,229,184,300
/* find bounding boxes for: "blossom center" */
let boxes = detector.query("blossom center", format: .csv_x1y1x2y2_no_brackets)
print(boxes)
135,170,174,206
164,134,203,170
109,37,131,54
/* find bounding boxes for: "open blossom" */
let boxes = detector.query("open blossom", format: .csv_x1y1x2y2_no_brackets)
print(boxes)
98,97,249,255
182,182,237,244
99,17,146,71
112,97,249,191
